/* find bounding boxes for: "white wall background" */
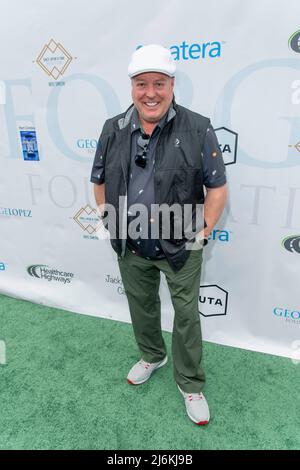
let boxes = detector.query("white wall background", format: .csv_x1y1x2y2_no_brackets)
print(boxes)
0,0,300,360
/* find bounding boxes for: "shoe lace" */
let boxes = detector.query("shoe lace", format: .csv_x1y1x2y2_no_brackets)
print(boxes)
187,393,203,402
139,359,151,370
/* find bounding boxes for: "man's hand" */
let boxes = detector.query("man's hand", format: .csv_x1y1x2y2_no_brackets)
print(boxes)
195,230,208,246
94,183,106,216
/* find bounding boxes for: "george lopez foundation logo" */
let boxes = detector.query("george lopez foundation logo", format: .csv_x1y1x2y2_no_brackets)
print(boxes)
27,265,74,284
273,307,300,324
0,207,32,218
35,39,74,80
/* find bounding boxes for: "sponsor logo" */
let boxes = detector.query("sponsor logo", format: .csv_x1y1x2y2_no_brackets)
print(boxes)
198,285,228,317
0,207,32,218
137,40,225,61
208,229,231,243
76,139,98,154
27,265,74,284
20,129,40,161
289,30,300,53
105,274,125,295
73,204,102,240
282,235,300,254
273,307,300,324
288,141,300,153
0,263,6,271
35,39,75,81
214,127,238,165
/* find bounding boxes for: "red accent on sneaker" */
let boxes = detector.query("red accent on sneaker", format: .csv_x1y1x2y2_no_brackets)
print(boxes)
127,379,135,385
197,420,209,426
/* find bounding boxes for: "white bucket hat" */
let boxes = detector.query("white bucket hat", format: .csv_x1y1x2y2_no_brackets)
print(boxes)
128,44,176,78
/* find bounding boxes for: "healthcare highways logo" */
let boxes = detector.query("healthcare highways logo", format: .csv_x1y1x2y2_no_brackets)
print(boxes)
289,30,300,53
27,265,74,284
282,235,300,254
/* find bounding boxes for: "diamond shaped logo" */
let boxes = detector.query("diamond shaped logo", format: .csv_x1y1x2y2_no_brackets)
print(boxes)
36,39,73,80
289,141,300,153
73,205,101,234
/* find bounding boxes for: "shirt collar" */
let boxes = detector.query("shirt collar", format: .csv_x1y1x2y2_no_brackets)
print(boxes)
131,103,176,134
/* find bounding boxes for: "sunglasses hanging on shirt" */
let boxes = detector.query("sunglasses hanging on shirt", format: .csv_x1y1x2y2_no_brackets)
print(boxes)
135,133,150,168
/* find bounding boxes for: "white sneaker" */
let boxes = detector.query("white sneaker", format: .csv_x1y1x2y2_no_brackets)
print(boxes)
127,356,168,385
178,385,210,425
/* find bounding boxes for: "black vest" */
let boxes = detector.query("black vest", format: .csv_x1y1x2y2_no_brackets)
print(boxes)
96,102,210,271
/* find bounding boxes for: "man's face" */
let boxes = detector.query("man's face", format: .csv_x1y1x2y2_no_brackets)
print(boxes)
131,72,174,125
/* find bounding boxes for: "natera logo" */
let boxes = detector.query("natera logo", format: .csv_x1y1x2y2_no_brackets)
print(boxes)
282,235,300,254
0,263,6,271
27,265,74,284
208,228,231,243
198,285,228,317
137,40,225,61
289,30,300,53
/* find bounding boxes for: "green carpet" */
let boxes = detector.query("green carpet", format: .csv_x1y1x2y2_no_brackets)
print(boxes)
0,293,299,450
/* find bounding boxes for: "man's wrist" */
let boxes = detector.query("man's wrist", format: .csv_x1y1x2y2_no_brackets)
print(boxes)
96,204,106,219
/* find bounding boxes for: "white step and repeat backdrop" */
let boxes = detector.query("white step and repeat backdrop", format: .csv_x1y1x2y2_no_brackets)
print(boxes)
0,0,300,360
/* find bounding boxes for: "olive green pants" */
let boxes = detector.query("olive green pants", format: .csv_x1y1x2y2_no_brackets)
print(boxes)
118,248,205,393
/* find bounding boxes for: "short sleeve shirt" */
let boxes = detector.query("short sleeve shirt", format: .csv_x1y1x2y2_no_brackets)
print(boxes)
202,125,227,188
125,107,226,259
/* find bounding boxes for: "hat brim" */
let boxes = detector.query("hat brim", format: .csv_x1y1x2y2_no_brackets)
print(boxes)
129,68,175,78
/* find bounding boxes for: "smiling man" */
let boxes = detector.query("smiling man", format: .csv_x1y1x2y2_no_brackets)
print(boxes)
131,72,174,131
91,44,228,425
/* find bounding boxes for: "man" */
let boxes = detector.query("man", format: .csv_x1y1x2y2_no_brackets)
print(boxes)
91,44,227,425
